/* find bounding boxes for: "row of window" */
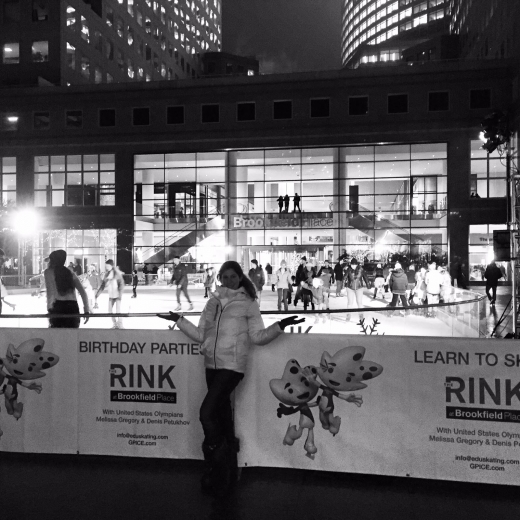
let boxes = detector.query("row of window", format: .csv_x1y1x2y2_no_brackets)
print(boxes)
0,156,16,206
0,88,493,132
1,41,48,64
33,154,115,208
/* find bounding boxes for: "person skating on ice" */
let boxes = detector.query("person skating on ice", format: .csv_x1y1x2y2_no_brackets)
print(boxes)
96,259,125,329
169,256,194,311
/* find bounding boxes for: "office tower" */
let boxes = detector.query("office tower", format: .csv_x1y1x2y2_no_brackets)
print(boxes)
0,0,222,87
342,0,449,68
449,0,518,60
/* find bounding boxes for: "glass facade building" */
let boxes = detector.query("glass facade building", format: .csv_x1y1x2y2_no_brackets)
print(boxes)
342,0,449,67
134,143,449,272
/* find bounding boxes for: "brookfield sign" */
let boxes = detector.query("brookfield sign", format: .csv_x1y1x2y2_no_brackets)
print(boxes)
232,215,336,229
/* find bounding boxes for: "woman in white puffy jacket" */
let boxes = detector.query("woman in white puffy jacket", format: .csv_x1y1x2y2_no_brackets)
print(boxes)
158,260,303,496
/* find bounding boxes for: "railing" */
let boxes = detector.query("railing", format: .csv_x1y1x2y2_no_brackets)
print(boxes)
0,288,486,338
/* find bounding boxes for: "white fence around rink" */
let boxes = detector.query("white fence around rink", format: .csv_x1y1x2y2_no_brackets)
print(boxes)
0,286,485,337
1,329,519,488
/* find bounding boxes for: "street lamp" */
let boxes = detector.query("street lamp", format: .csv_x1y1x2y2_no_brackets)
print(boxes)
10,208,40,286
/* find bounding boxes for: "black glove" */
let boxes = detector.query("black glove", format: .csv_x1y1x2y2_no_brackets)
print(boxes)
279,315,305,330
157,311,181,322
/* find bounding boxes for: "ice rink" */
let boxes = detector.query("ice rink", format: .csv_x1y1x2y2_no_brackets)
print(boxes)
0,283,484,337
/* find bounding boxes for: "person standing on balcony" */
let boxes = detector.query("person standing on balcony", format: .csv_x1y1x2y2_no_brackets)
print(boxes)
248,259,265,305
157,261,304,497
283,194,290,213
293,193,301,212
96,259,125,329
44,249,90,328
170,256,194,311
277,196,284,213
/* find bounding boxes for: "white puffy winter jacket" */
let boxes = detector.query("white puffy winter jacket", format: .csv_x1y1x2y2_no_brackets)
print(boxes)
176,286,283,373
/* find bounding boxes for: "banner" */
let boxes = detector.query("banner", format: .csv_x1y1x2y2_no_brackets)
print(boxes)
0,329,205,460
235,335,520,486
2,329,520,485
0,329,78,454
77,330,206,459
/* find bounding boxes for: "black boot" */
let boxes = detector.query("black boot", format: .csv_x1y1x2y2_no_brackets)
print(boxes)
227,436,240,485
201,439,231,497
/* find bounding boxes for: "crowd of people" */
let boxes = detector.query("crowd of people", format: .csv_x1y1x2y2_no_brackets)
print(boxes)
250,253,496,320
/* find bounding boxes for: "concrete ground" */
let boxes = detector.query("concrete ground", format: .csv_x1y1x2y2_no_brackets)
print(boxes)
2,451,520,520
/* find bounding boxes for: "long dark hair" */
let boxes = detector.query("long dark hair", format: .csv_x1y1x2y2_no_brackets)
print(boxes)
49,252,74,296
218,261,257,300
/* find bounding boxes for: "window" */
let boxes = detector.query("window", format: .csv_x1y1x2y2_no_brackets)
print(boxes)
470,140,506,198
133,107,150,126
167,106,184,125
3,0,20,23
66,42,75,69
34,154,115,207
80,55,90,79
273,100,292,120
32,41,49,62
0,113,19,131
310,99,330,118
201,104,219,123
32,1,49,21
0,157,17,206
2,43,19,64
99,109,116,127
349,96,369,115
428,91,449,112
388,93,408,113
237,102,255,122
33,112,50,130
470,89,491,110
66,110,82,128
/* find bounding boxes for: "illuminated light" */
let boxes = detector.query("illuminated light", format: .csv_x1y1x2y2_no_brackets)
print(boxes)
7,116,19,123
11,208,40,238
5,47,12,53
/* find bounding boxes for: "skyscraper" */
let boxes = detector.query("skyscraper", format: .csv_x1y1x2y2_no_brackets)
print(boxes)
341,0,449,68
449,0,518,61
0,0,222,87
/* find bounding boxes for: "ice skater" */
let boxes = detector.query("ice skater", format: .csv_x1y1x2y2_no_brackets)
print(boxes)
169,256,193,311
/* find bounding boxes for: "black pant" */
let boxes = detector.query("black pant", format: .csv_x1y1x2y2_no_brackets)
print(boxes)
302,288,314,310
486,283,497,302
176,284,192,304
49,300,80,328
132,285,137,297
389,294,409,308
200,369,244,446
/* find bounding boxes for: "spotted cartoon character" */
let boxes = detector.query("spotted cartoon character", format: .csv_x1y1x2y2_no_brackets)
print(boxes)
269,359,320,459
304,346,383,436
0,338,59,437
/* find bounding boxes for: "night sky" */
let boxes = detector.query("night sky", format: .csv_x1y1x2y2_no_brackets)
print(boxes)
222,0,343,74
